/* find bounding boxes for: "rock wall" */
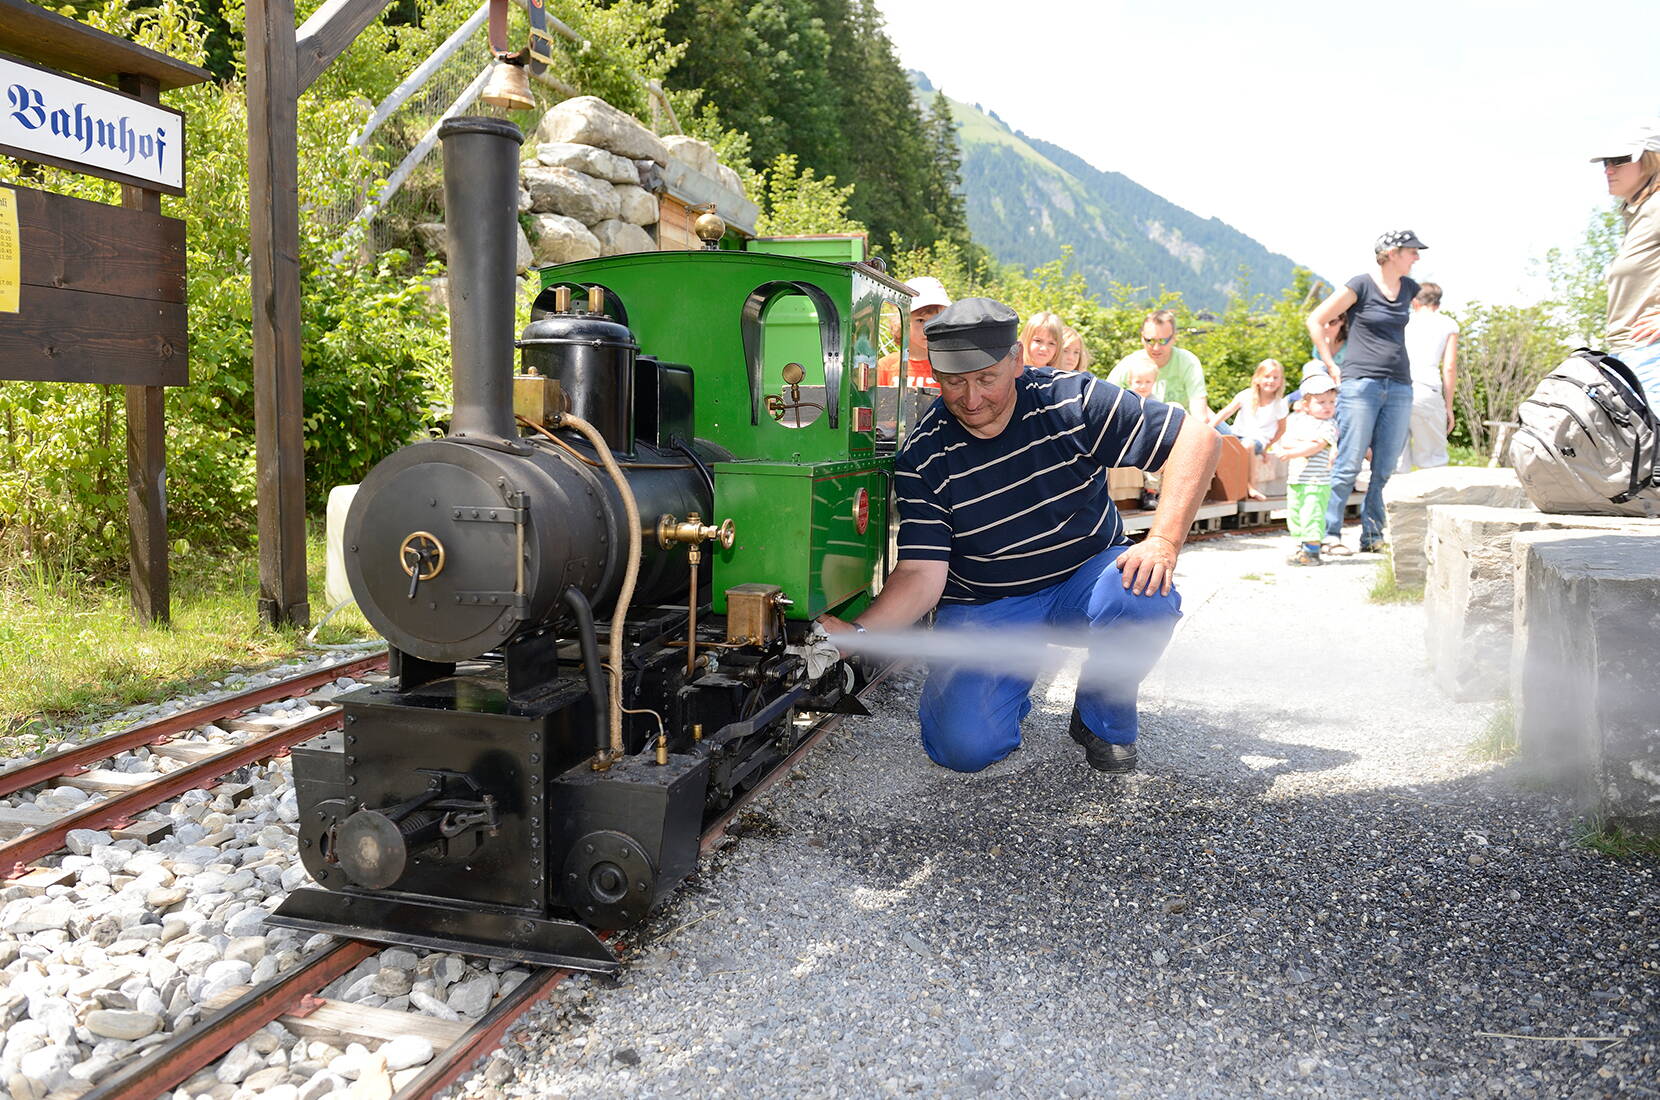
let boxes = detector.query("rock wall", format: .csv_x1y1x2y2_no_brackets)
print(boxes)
1421,505,1660,701
1510,531,1660,833
417,95,751,290
1382,467,1531,588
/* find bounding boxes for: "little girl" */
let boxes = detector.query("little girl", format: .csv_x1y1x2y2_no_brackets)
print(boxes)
1020,311,1066,368
1209,358,1289,500
1057,327,1092,372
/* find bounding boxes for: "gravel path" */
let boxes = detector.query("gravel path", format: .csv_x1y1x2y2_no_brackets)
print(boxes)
467,531,1658,1099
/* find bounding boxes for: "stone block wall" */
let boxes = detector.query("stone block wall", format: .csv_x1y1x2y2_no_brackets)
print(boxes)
1382,466,1531,588
1510,531,1660,833
418,95,751,284
1422,506,1660,701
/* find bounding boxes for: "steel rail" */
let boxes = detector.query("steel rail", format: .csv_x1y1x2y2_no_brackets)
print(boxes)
61,661,894,1099
399,662,897,1098
0,707,346,878
0,651,386,799
83,939,380,1100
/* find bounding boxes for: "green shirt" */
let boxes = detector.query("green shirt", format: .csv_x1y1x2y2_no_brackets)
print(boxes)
1107,347,1209,413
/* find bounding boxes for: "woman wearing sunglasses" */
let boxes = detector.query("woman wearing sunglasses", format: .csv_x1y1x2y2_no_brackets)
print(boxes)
1594,121,1660,399
1302,230,1426,555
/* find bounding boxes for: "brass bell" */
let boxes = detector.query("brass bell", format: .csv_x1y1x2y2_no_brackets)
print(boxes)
480,60,533,111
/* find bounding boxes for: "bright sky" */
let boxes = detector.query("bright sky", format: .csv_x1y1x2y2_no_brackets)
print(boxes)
874,0,1660,311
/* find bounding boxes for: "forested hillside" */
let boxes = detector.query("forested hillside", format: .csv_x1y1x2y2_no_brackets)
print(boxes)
918,74,1305,310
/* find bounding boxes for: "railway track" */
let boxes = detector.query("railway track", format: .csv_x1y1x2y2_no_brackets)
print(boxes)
0,653,389,884
5,660,892,1100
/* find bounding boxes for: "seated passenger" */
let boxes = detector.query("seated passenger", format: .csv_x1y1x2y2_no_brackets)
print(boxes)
1020,311,1066,368
1209,358,1289,500
1057,327,1092,372
877,276,952,389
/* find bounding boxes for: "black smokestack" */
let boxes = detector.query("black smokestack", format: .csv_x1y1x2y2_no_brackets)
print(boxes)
438,116,523,440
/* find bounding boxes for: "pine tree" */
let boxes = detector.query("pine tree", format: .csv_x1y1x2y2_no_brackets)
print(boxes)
923,91,970,250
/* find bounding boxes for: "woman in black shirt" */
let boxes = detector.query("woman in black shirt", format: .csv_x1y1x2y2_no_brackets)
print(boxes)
1303,230,1426,554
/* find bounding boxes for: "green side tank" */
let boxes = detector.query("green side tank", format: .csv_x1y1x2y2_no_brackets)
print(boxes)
535,244,916,620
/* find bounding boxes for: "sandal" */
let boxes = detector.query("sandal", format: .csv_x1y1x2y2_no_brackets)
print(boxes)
1322,539,1354,557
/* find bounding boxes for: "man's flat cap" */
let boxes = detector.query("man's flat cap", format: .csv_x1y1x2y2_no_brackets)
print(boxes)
923,297,1020,374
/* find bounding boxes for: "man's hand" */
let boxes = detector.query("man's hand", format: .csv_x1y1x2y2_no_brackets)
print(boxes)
1445,404,1455,433
1116,533,1178,596
787,622,843,678
815,614,857,635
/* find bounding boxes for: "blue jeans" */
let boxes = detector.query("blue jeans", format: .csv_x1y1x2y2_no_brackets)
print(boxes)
1619,342,1660,407
1325,376,1413,543
917,545,1182,772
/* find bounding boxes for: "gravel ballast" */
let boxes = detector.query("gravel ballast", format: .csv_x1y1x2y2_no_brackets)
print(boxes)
462,531,1657,1098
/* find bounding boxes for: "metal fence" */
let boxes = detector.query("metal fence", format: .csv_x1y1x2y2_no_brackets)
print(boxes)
317,1,680,261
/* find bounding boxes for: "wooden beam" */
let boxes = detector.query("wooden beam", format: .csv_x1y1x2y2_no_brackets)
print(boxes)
294,0,394,94
119,73,170,626
0,0,210,90
247,0,310,629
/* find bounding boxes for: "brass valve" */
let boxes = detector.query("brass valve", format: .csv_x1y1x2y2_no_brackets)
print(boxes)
657,512,735,552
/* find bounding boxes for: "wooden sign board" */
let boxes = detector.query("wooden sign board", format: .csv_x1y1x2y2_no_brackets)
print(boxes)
0,52,186,194
0,182,187,385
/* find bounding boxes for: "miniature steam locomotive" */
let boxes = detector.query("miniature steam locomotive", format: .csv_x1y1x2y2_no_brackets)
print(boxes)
269,117,924,972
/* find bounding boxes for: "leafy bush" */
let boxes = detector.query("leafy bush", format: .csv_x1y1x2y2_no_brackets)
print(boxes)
0,0,452,571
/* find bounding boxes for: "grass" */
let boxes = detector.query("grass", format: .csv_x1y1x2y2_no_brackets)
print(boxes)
0,529,375,755
1471,703,1518,762
1447,443,1487,467
1367,558,1424,604
1575,817,1660,861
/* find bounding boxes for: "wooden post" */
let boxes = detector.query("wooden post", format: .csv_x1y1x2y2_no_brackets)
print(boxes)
246,0,310,628
117,72,170,625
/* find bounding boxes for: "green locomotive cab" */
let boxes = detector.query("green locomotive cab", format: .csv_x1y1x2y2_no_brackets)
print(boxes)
533,242,917,622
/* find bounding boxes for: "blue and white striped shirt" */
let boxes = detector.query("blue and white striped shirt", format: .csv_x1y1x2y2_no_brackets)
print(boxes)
895,368,1186,604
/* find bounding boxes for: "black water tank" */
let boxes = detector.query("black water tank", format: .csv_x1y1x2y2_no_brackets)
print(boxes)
518,310,639,454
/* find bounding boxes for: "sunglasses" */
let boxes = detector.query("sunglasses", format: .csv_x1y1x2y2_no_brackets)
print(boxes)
1141,334,1173,346
1601,156,1634,168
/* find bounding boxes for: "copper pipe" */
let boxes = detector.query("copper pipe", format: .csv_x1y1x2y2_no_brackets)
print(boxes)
553,412,640,768
686,546,701,676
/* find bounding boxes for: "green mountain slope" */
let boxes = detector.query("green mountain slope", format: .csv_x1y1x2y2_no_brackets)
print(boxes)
918,75,1305,310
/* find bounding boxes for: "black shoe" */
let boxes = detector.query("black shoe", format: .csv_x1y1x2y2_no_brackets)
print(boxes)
1069,707,1138,774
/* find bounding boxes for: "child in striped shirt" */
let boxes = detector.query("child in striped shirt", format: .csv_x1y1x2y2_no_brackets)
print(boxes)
1270,375,1339,566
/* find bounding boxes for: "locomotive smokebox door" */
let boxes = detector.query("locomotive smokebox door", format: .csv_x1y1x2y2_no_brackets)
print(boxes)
550,752,711,927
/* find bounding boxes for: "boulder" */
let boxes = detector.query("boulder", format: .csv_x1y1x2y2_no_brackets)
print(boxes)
613,183,658,226
527,213,601,266
413,222,446,259
1423,505,1660,700
413,223,533,275
534,96,668,165
522,164,621,226
535,141,639,184
716,162,745,199
591,218,655,256
1382,466,1531,588
84,1009,159,1041
1510,531,1660,833
661,134,720,178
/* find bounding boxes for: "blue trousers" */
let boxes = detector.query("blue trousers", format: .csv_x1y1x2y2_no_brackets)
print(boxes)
917,545,1182,772
1325,376,1413,543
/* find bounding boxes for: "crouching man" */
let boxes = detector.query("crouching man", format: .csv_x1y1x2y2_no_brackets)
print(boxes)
817,299,1221,773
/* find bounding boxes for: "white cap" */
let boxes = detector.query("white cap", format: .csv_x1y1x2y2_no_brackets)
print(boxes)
1589,118,1660,163
906,276,952,311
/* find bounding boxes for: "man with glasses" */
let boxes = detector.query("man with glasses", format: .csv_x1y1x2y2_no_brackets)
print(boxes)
1106,309,1211,418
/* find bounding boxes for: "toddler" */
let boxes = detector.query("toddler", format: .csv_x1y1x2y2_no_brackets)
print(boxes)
1126,362,1164,508
1270,375,1338,565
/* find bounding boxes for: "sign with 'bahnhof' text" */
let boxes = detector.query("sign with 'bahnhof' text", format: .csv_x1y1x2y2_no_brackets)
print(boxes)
0,53,184,194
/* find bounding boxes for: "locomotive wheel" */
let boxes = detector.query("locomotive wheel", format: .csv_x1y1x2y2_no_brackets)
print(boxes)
561,830,656,928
